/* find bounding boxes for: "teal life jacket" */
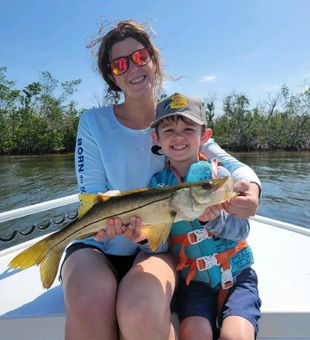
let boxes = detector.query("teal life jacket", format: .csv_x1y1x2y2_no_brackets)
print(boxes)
151,156,254,289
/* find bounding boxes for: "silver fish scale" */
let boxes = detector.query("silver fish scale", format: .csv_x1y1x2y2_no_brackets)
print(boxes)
171,188,205,221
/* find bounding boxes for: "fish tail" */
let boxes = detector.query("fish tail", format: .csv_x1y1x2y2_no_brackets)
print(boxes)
9,235,63,289
40,248,63,289
141,223,172,251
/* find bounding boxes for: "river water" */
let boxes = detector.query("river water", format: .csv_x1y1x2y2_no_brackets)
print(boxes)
0,152,309,249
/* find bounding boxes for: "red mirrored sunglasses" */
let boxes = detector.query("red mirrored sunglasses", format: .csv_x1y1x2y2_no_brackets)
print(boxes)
110,47,151,76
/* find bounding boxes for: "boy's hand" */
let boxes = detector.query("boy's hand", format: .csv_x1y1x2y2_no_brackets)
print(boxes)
198,204,222,223
222,180,259,219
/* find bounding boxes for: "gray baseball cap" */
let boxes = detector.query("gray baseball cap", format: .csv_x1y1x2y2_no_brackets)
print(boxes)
151,93,207,128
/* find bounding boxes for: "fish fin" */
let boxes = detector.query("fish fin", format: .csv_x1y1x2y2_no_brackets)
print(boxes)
118,188,149,196
40,250,63,289
8,234,63,289
78,194,101,217
9,238,49,269
78,189,148,217
141,222,173,251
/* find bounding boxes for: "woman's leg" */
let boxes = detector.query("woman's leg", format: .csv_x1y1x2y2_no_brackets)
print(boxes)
180,316,213,340
117,251,177,340
62,248,119,340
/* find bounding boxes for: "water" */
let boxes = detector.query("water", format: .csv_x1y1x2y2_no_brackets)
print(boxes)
0,154,79,249
0,152,309,249
233,151,310,229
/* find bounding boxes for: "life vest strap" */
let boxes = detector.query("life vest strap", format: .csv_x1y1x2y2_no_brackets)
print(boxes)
184,240,249,287
171,229,213,271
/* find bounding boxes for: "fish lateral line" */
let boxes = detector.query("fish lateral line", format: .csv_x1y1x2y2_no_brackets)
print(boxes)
52,192,176,248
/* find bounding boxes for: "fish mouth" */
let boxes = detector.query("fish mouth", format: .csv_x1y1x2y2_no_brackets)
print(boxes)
189,176,232,204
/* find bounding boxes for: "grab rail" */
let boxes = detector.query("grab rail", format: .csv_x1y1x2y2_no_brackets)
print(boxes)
0,194,309,237
0,194,79,223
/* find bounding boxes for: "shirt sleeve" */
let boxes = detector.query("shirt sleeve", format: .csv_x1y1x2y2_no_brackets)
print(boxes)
202,212,250,241
201,138,261,188
75,112,108,194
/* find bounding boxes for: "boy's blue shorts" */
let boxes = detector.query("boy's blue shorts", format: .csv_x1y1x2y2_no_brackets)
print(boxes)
174,267,261,335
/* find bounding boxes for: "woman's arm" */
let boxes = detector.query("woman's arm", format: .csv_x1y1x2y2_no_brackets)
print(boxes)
201,138,261,219
201,138,261,186
201,139,261,218
75,112,108,194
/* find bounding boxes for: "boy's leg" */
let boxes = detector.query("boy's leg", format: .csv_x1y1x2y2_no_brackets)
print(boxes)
116,251,177,340
219,267,261,340
175,279,219,340
180,316,213,340
220,316,255,340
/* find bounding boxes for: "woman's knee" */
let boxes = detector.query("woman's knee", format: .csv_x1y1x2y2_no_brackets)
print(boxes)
117,282,170,327
62,249,118,317
116,255,175,338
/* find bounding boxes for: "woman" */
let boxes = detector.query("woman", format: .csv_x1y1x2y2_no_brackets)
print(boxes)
61,20,260,340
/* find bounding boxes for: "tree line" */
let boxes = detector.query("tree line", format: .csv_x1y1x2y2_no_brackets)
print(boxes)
0,67,309,154
0,67,81,154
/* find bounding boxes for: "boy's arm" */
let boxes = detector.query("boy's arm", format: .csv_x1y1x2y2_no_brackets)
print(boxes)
198,165,250,241
199,213,250,241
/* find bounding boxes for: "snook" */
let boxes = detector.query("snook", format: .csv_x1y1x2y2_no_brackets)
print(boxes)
9,176,236,288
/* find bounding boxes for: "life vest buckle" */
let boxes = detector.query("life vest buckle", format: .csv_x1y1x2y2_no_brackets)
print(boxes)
221,267,233,289
196,254,218,271
187,228,212,245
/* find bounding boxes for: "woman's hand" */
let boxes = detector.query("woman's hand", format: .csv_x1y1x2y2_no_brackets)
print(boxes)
94,190,122,241
97,190,120,200
222,180,259,219
94,216,147,243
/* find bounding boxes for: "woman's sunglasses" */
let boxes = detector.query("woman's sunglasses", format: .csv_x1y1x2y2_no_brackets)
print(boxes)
110,47,151,76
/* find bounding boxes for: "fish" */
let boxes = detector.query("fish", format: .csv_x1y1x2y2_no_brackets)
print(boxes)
8,176,236,289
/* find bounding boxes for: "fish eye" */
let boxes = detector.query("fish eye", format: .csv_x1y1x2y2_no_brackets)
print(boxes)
201,182,212,189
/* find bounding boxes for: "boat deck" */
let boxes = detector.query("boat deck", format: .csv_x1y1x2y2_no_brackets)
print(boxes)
0,217,309,340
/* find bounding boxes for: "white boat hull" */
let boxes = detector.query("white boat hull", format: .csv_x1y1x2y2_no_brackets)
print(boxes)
0,217,309,340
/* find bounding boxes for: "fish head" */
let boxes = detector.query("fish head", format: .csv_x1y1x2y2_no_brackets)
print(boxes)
189,176,235,205
172,176,236,222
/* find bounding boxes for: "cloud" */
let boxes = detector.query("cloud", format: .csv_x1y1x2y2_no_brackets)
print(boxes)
266,84,282,91
200,75,217,82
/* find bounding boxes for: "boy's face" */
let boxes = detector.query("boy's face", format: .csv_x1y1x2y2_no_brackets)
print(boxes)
152,116,212,164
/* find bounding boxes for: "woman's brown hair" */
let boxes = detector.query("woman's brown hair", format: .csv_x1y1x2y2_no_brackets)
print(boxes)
89,20,163,102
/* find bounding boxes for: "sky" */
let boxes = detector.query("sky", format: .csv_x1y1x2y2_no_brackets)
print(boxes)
1,0,309,114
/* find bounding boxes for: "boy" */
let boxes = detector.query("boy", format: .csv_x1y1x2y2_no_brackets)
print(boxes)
150,93,261,340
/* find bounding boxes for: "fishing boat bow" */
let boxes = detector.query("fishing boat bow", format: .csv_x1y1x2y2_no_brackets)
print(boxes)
0,195,309,340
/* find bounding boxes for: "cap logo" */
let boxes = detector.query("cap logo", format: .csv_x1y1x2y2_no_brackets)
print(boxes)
168,94,188,110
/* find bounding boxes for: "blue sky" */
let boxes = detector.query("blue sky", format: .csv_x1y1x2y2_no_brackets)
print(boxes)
1,0,309,114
